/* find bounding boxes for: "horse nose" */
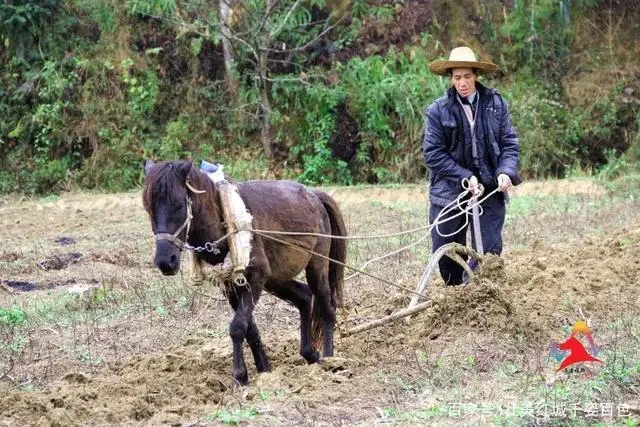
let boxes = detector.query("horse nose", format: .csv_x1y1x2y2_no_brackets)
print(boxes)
157,254,179,275
155,242,180,275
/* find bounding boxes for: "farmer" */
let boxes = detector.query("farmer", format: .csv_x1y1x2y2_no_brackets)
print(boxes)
422,46,521,286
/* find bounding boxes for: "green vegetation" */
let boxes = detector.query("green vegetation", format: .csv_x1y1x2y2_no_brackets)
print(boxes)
0,306,28,378
1,0,638,194
201,407,259,425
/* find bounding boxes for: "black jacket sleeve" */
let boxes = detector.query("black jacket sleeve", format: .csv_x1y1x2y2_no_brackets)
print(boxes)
494,96,521,185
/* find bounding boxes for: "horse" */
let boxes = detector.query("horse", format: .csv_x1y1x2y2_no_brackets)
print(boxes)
142,160,347,385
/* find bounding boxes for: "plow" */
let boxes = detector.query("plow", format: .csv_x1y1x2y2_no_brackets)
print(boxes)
342,191,488,336
341,242,484,337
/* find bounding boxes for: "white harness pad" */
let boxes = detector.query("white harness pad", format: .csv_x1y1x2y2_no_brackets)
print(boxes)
220,181,253,268
204,164,253,283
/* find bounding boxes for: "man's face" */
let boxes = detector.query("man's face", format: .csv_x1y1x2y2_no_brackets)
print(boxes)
451,68,476,98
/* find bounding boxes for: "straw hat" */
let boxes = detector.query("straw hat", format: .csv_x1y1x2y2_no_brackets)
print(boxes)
429,46,498,76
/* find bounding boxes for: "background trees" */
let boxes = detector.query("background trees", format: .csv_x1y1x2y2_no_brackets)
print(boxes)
0,0,638,194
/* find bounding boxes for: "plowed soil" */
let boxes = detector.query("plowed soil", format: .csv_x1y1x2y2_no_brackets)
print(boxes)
1,180,639,426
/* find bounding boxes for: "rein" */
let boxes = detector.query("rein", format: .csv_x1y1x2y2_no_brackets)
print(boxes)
155,196,193,250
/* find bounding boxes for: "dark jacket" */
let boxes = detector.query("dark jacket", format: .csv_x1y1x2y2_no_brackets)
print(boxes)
422,82,521,206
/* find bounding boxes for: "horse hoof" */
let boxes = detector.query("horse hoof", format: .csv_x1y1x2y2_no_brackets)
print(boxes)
302,350,320,364
256,361,271,373
232,370,248,386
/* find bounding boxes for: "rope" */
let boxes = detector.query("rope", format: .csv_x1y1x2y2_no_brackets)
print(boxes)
432,180,501,238
246,225,430,240
344,183,501,281
344,232,431,281
251,229,429,298
242,181,500,242
185,183,504,291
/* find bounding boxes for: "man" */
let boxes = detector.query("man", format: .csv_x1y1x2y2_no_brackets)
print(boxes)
423,46,521,286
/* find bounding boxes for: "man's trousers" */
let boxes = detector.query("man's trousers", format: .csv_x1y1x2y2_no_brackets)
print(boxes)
428,190,506,286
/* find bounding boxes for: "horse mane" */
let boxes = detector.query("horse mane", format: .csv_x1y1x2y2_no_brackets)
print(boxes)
185,165,223,224
143,161,181,220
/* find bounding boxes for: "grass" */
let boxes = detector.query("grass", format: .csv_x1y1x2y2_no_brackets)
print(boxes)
201,407,259,425
384,314,640,426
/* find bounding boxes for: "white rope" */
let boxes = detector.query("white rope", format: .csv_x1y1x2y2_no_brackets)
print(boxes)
432,179,500,238
186,181,503,284
344,231,431,281
244,181,500,241
344,181,502,281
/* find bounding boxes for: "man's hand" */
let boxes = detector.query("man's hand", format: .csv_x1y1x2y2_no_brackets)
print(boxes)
465,175,481,196
497,173,512,192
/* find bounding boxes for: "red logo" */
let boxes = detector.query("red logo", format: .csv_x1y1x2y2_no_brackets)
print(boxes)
549,320,603,371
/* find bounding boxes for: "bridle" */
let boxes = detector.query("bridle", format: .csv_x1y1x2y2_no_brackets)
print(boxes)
154,196,193,250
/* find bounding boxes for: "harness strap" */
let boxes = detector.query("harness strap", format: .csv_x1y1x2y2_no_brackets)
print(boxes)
155,196,193,250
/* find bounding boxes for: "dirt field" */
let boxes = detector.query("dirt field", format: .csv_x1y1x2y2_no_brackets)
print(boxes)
1,178,639,426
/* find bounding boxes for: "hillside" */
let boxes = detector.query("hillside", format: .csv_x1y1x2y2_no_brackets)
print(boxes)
0,0,639,194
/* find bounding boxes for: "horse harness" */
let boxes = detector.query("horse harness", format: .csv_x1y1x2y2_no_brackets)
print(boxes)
153,182,251,287
154,195,193,251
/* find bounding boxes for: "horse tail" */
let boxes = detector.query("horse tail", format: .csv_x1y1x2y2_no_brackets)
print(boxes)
313,190,347,309
310,190,347,351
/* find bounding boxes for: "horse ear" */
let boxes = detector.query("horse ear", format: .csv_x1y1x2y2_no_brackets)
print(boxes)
143,159,154,176
178,160,193,182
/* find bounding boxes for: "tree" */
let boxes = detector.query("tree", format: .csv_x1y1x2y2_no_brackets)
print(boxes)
219,0,239,100
139,0,346,160
0,0,60,61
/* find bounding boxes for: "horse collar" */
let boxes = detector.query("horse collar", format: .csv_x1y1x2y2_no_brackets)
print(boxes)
155,196,193,250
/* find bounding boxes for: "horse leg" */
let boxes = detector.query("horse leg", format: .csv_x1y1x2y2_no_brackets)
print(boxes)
246,316,270,373
268,280,319,364
306,258,336,357
226,281,264,385
227,289,271,374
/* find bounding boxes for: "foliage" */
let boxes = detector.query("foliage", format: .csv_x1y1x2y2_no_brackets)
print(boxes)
272,47,447,184
75,0,119,34
0,0,60,60
0,306,28,378
503,74,638,179
339,47,447,154
272,74,348,184
128,0,177,17
502,76,582,178
120,58,159,119
0,0,638,194
0,306,27,327
0,57,86,193
499,0,598,81
158,117,190,159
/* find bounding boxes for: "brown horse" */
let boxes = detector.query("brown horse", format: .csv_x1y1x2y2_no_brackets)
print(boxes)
142,160,347,385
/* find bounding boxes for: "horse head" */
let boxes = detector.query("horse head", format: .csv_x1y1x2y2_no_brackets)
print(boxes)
142,159,194,275
142,159,225,275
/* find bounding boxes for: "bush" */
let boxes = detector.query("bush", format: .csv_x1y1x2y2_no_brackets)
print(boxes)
0,306,28,379
272,47,448,185
502,77,582,178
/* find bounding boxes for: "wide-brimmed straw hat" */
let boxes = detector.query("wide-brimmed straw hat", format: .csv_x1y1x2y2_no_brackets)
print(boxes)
429,46,498,76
